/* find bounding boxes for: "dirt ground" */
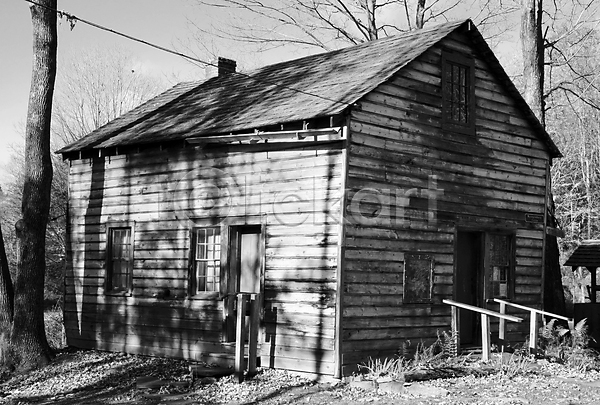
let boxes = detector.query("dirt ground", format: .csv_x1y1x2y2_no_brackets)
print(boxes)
0,349,599,404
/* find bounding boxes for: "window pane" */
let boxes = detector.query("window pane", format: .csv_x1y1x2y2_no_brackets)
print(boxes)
489,234,510,266
108,227,132,292
444,60,471,126
193,227,221,293
196,261,207,291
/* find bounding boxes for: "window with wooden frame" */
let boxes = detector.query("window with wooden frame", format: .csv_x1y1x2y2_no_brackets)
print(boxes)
403,253,433,304
442,50,475,135
189,227,222,295
486,233,514,299
106,226,133,294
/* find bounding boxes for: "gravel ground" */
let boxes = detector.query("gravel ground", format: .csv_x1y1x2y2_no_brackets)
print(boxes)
0,349,599,404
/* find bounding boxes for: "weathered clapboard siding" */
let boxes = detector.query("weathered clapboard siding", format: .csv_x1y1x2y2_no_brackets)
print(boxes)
339,31,549,373
61,21,560,379
64,144,343,374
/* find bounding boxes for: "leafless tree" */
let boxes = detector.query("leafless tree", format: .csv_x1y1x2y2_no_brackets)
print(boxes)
519,0,600,311
2,47,167,302
53,47,167,148
3,0,58,370
186,0,519,61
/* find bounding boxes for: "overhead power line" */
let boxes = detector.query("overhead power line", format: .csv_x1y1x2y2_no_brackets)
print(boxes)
23,0,353,108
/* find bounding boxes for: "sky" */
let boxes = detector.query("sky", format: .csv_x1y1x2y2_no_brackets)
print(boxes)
0,0,526,187
0,1,205,185
0,0,322,187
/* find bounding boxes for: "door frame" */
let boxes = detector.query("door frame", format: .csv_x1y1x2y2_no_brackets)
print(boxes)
453,227,516,346
223,222,266,343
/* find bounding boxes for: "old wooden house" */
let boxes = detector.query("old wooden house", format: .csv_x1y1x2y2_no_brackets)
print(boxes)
59,19,561,378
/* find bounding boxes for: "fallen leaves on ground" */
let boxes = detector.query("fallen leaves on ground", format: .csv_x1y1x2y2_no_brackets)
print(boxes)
0,349,599,404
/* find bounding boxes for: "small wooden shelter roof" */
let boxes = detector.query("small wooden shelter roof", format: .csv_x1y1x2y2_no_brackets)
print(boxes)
564,240,600,268
57,19,561,159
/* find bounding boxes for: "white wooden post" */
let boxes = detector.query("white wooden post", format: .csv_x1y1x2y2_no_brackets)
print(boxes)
529,310,538,352
498,301,506,351
442,299,522,362
481,313,490,361
247,293,260,377
450,305,459,357
235,293,248,383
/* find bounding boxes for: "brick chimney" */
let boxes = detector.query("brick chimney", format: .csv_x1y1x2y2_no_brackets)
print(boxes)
205,57,237,79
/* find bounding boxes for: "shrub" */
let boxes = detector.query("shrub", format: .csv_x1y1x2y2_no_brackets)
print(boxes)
538,318,600,371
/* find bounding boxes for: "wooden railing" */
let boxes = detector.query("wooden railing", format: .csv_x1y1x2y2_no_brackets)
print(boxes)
491,298,574,353
232,293,261,383
443,299,523,361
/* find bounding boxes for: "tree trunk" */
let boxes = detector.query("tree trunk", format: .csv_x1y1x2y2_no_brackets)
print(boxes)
520,0,545,125
10,0,57,370
415,0,426,29
0,223,14,332
521,0,565,315
367,0,377,40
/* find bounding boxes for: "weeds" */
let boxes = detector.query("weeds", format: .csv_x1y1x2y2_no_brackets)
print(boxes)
358,330,464,382
358,356,411,382
494,353,534,379
538,318,600,371
44,302,66,350
355,324,600,384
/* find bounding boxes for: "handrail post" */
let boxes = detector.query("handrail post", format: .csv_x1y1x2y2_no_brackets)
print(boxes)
481,313,491,361
493,298,575,353
235,293,248,383
498,301,506,351
443,299,522,361
450,305,459,357
529,310,538,353
247,293,260,378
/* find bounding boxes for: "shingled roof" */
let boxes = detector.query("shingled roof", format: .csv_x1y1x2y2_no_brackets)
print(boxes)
58,19,561,158
564,240,600,268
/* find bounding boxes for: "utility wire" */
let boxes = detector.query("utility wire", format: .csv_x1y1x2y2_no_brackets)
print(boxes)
23,0,353,107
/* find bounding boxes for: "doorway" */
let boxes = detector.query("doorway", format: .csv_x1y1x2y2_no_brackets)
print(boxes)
455,231,483,346
225,225,264,342
455,231,514,347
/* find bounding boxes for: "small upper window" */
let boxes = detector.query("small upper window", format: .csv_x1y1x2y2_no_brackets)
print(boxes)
488,233,513,299
190,227,221,294
106,226,133,293
442,51,475,134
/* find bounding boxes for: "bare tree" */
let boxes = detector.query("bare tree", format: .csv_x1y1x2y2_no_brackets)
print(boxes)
185,0,518,60
549,30,600,249
7,0,57,370
520,0,545,124
1,47,167,312
53,47,167,148
518,0,600,313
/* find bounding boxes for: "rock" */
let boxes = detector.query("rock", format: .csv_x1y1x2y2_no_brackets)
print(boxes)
347,379,377,391
190,365,233,378
405,383,449,397
136,376,170,390
378,380,405,394
199,376,217,385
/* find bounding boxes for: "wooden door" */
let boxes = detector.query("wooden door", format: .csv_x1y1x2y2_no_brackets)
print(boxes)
225,225,264,342
238,227,262,294
455,231,483,346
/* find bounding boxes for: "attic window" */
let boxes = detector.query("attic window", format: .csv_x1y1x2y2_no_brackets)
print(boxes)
442,51,475,135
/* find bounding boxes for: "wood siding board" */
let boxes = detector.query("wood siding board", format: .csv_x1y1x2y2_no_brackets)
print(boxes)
339,34,548,372
66,143,344,377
